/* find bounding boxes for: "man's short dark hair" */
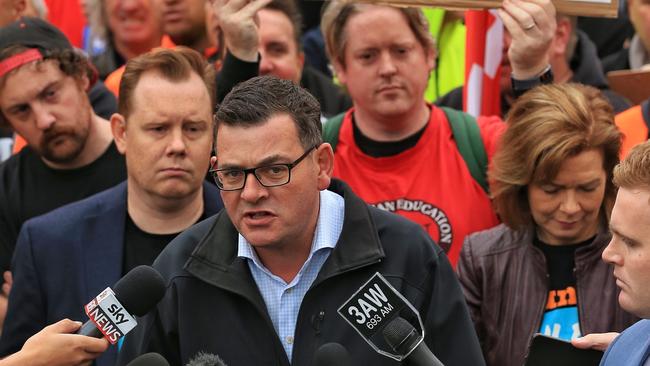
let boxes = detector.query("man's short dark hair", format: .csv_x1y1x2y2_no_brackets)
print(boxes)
215,76,322,149
264,0,303,51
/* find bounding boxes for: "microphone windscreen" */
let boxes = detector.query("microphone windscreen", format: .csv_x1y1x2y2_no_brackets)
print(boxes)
382,317,419,354
113,265,166,316
126,352,170,366
186,351,228,366
312,343,352,366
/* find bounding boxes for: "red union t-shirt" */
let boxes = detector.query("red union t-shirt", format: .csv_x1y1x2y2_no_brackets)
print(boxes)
332,106,504,266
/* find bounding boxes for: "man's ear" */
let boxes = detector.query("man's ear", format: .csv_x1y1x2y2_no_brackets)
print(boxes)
110,113,127,155
332,59,347,85
210,155,217,170
297,50,306,70
552,17,572,58
292,51,306,84
426,46,436,72
315,143,334,190
628,0,636,18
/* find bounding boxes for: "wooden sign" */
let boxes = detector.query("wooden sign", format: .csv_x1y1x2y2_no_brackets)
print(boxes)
608,69,650,105
360,0,619,18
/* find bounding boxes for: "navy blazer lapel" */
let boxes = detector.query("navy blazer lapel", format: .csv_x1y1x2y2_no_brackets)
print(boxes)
79,183,127,366
82,182,128,301
85,182,218,366
82,182,219,309
202,181,224,215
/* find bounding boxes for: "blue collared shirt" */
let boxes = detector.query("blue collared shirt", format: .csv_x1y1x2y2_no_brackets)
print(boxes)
238,189,345,362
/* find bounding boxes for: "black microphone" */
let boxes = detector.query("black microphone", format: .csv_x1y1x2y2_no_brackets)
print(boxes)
78,265,166,341
382,317,444,366
126,352,170,366
312,343,352,366
186,352,228,366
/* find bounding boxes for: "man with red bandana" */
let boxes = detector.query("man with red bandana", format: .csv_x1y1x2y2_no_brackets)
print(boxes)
0,17,127,331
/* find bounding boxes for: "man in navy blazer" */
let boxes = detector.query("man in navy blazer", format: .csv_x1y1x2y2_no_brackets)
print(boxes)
0,47,224,366
572,141,650,365
598,141,650,366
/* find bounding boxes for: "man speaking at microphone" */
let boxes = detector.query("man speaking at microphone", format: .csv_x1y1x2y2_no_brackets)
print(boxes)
117,75,483,366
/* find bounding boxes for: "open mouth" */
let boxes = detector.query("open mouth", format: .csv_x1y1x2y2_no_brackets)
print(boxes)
247,212,272,219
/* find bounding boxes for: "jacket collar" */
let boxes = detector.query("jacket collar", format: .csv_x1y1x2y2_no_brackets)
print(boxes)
184,179,385,305
201,180,224,214
79,182,127,366
82,182,128,307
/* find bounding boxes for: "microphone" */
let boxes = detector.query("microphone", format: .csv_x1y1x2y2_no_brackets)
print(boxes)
126,352,170,366
312,343,352,366
186,352,228,366
382,317,444,366
78,265,166,344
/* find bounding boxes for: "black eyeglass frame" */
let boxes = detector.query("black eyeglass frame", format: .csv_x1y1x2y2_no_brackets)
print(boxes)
210,145,318,191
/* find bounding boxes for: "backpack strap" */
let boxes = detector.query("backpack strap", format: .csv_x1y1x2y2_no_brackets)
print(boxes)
322,112,346,152
440,106,489,194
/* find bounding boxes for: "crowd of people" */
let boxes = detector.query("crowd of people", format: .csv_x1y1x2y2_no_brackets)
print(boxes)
0,0,649,365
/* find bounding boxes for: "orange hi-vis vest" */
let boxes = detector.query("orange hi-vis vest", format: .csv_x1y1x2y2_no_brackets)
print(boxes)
104,35,177,97
615,99,650,159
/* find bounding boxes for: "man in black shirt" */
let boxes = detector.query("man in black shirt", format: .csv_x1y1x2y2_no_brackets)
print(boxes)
213,0,351,120
0,47,223,365
0,17,127,331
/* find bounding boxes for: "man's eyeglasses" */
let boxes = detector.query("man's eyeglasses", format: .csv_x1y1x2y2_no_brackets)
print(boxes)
210,145,318,191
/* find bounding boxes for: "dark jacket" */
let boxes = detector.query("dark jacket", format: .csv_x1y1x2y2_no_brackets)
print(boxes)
91,43,123,81
457,224,638,366
88,81,118,120
117,180,485,366
300,66,352,119
0,143,126,273
602,49,630,74
437,31,631,115
0,181,223,366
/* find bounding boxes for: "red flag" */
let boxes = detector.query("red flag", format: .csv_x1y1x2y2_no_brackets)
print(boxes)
463,10,503,117
45,0,87,48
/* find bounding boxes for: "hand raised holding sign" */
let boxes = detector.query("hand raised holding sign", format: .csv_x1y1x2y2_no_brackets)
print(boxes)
210,0,272,62
500,0,557,79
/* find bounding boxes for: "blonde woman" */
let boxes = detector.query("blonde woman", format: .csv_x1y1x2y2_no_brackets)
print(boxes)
458,83,638,366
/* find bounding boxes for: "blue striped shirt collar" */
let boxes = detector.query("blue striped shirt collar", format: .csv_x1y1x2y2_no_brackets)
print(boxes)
237,189,344,279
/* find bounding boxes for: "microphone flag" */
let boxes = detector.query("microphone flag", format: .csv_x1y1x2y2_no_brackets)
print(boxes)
84,287,137,344
337,272,425,361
